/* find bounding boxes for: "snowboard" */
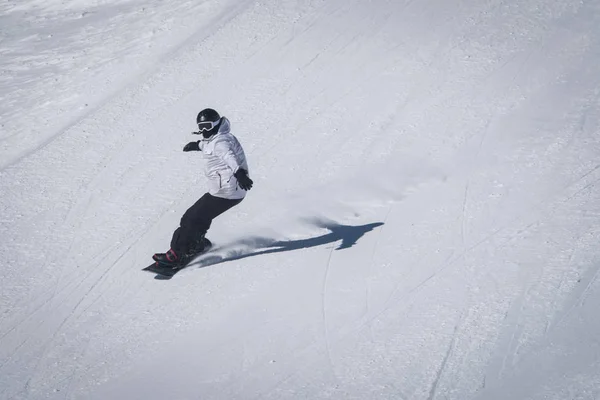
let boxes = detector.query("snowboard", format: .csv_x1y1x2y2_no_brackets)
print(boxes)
143,239,213,279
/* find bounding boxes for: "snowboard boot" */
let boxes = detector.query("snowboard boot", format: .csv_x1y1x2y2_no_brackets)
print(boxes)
188,235,211,255
181,237,212,261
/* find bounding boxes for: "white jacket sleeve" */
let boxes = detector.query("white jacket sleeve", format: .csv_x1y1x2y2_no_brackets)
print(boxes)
214,140,242,173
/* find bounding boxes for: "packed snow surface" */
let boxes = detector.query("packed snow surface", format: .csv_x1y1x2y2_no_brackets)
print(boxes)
1,0,599,399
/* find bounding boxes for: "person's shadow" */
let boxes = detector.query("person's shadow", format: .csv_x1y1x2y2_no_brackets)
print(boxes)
188,218,384,269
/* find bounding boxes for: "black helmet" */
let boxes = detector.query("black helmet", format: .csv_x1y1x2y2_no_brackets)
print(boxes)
196,108,221,138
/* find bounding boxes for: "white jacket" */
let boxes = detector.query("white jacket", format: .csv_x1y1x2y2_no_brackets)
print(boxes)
198,117,249,200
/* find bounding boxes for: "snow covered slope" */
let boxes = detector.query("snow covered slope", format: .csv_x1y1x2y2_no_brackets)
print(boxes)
1,0,599,399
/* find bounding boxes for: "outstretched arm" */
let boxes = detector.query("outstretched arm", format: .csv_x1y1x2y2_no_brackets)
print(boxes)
183,141,201,152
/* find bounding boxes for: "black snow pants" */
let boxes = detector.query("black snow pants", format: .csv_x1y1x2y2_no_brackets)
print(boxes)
170,193,242,255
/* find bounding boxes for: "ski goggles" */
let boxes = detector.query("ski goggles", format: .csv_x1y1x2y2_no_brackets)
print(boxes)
197,120,220,132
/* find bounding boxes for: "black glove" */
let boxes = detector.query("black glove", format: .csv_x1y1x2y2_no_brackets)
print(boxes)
183,141,200,152
234,168,253,191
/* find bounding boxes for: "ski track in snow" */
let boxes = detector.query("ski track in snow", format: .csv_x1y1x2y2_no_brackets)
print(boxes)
1,0,600,399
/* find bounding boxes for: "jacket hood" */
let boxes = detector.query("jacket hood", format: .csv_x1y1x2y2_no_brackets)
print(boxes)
217,117,231,135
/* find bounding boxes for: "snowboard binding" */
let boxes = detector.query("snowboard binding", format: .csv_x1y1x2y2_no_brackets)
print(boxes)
145,238,213,278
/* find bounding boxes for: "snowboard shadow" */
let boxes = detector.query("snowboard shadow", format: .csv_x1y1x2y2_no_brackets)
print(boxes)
187,218,384,270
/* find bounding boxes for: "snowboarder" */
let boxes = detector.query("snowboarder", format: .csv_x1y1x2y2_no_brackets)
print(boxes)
153,108,253,267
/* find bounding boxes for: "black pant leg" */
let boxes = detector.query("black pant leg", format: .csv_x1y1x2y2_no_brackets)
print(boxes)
170,193,211,253
170,193,242,254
